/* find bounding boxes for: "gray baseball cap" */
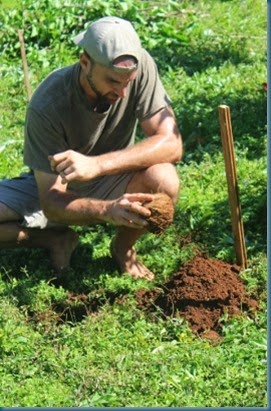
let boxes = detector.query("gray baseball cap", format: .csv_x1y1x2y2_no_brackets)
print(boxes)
73,16,142,72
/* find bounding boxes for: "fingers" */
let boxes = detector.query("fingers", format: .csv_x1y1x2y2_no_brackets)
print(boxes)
49,151,69,163
49,153,62,171
123,193,154,203
121,210,149,229
49,153,75,185
112,194,155,228
52,166,69,185
121,193,155,217
124,201,151,218
49,156,70,174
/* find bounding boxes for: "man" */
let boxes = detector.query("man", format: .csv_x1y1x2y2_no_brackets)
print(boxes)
0,16,182,280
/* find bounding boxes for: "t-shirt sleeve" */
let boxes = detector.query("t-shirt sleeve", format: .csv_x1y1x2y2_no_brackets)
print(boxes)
23,107,68,173
135,50,171,122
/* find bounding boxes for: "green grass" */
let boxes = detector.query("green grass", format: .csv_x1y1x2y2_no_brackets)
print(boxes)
0,0,267,407
0,0,17,8
0,294,267,407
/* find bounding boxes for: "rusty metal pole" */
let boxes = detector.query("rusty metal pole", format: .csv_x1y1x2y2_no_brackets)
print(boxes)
218,104,247,269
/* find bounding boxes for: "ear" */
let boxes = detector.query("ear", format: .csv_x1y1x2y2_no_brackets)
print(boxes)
79,53,91,72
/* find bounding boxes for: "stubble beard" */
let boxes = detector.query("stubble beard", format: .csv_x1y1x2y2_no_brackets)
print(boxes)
86,69,116,107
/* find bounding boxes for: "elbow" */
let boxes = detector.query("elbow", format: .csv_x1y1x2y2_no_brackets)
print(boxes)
175,137,183,162
170,132,183,163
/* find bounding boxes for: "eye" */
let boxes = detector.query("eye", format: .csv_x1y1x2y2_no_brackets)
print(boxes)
107,77,120,84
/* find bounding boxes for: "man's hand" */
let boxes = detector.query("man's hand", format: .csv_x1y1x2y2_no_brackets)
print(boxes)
49,150,100,184
104,193,154,229
36,164,155,228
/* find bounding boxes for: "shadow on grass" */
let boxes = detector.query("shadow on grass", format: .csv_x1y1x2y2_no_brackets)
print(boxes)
0,241,118,282
0,239,125,325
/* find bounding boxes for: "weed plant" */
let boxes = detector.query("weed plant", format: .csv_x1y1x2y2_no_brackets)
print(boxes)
0,0,267,407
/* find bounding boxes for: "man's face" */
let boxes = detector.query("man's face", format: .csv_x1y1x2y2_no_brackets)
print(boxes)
85,59,138,105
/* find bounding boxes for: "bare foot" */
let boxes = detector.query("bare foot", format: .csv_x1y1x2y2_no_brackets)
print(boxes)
110,238,154,281
49,228,79,273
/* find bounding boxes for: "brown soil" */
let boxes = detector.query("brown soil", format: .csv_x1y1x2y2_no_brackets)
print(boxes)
31,255,258,343
135,255,258,341
144,193,174,234
137,198,258,340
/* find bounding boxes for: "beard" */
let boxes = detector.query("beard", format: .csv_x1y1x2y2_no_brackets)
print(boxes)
86,70,102,99
86,69,119,108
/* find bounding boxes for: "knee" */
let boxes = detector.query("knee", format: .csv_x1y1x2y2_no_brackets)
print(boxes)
128,163,180,204
146,163,180,203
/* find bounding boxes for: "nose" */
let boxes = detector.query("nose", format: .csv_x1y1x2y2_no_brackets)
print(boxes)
114,84,128,98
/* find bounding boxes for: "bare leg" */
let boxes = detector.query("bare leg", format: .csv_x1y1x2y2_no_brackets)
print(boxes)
0,202,79,273
110,226,154,280
111,163,180,280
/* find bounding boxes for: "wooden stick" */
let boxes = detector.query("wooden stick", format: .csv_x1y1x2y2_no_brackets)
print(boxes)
18,29,32,101
218,104,247,269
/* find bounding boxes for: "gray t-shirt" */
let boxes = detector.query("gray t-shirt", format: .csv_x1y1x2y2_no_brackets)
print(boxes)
23,49,170,196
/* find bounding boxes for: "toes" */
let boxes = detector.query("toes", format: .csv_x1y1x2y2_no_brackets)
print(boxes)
110,238,155,280
126,267,154,281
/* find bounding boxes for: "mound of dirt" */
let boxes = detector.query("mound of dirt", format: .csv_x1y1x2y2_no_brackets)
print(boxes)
34,254,258,343
135,255,258,341
144,193,174,234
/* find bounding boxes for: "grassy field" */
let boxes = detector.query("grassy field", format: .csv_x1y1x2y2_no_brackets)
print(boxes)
0,0,267,407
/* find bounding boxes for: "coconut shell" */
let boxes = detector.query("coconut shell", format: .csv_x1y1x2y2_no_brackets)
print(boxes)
144,193,174,234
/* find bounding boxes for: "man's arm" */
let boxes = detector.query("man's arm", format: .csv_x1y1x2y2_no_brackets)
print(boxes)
34,170,153,228
36,105,181,227
49,106,182,184
99,106,183,174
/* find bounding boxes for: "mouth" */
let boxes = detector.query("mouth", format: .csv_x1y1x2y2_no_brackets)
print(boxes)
107,96,120,104
106,92,121,102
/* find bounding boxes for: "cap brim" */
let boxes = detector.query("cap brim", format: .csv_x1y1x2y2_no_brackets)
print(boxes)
73,30,86,46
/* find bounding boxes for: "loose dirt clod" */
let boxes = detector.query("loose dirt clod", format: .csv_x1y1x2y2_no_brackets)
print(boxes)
135,255,258,341
144,193,174,234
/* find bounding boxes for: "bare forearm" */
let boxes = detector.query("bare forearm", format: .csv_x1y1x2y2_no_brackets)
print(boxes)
42,189,154,229
43,189,108,225
97,134,182,176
